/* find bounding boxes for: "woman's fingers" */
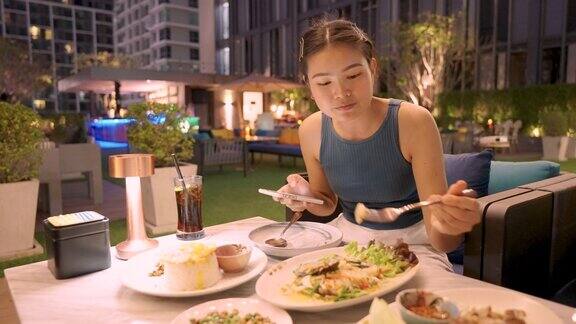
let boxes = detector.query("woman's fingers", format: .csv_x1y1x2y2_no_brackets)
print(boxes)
430,204,474,233
441,194,479,212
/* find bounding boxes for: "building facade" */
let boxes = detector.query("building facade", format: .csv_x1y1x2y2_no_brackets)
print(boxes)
114,0,215,74
0,0,114,112
217,0,576,92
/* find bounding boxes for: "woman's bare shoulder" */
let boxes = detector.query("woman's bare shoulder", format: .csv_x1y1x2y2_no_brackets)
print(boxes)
299,111,323,135
397,101,434,124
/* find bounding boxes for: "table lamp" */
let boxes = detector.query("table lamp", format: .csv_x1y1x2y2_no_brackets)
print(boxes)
108,154,158,260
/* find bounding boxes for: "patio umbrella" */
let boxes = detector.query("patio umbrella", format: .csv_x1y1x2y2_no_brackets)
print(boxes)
220,73,303,93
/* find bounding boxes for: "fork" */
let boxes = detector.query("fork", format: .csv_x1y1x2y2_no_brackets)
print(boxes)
354,189,477,224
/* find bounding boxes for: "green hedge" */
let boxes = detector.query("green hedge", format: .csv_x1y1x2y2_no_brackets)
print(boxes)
437,84,576,134
39,113,88,144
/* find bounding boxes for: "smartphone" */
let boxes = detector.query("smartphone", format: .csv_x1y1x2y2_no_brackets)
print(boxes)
258,188,324,205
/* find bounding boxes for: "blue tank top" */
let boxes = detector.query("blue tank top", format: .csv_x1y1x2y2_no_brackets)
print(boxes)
319,99,422,230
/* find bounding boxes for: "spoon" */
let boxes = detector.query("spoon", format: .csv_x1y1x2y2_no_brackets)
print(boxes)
265,211,302,247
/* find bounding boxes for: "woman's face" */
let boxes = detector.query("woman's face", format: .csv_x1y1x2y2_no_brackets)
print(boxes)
306,43,376,122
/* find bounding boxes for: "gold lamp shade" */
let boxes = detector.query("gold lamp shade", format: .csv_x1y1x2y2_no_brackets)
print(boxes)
108,154,155,178
108,153,158,260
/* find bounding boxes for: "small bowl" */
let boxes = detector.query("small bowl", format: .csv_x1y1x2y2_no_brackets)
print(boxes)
215,244,252,273
395,289,459,324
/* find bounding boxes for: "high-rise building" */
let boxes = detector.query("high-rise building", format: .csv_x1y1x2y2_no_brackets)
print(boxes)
0,0,114,112
114,0,215,74
218,0,576,91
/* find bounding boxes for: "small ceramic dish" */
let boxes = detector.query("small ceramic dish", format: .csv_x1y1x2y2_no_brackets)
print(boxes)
395,289,459,324
215,244,252,273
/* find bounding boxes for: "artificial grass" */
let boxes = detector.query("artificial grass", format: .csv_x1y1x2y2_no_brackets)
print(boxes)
0,156,305,277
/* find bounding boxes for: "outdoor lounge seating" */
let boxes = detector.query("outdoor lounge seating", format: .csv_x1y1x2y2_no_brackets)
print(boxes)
192,137,248,177
248,128,302,165
285,153,576,299
38,143,103,215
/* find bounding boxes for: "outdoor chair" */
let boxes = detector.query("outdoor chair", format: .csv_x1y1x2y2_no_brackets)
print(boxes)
193,138,248,177
58,143,103,205
38,146,63,215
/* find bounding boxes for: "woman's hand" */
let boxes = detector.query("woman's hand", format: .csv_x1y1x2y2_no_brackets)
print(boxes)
274,174,313,212
428,180,481,236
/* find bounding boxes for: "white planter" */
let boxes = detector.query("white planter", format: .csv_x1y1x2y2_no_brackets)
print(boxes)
542,136,570,161
566,137,576,159
141,164,197,235
0,179,43,260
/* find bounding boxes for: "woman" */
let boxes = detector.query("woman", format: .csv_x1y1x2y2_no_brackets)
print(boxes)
274,19,481,271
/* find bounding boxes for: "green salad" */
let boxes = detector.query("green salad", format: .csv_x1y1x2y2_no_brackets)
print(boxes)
286,240,418,302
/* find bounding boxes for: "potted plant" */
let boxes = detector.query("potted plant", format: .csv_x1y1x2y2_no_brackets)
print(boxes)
0,102,44,259
540,107,570,161
127,102,196,235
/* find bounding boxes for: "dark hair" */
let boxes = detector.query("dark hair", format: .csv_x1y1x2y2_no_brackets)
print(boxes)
298,19,376,83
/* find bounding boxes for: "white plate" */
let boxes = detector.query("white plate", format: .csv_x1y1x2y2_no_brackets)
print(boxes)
171,298,292,324
437,288,562,324
249,221,343,258
255,246,419,312
357,288,563,324
120,245,267,297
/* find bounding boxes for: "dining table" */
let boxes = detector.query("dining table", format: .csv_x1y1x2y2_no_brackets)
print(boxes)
5,216,575,323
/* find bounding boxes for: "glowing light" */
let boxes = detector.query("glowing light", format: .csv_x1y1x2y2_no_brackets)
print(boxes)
64,43,73,54
45,29,53,40
274,105,285,119
33,99,46,110
29,26,40,39
531,127,542,137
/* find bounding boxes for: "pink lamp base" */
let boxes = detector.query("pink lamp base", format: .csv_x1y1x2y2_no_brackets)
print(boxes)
115,238,159,260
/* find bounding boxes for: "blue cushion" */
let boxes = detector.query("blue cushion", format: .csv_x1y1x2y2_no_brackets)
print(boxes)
255,129,281,137
488,160,560,194
193,132,211,141
248,143,302,156
444,150,493,198
443,150,493,265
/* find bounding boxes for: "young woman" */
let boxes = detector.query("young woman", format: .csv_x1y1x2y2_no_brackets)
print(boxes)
274,19,481,271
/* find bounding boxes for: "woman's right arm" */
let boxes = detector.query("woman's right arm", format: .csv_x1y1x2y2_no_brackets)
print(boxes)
278,112,338,216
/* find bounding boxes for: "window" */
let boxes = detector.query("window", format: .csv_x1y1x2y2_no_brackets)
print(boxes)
75,10,93,32
160,27,171,40
159,9,169,22
30,3,50,26
53,6,72,17
4,0,26,11
4,13,27,36
216,2,229,40
541,47,562,84
160,46,171,58
509,52,526,86
189,12,199,25
479,0,494,45
189,30,199,43
190,48,199,60
189,0,198,8
217,47,230,75
96,13,112,23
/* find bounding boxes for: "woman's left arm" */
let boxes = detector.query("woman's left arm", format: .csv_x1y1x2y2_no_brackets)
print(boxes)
398,103,481,253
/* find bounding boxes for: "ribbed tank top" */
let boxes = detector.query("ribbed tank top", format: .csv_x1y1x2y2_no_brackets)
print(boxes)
319,99,422,230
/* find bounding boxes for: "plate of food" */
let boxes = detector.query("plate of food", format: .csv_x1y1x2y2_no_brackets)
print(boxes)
255,240,419,312
171,298,292,324
120,242,267,297
249,221,343,258
359,287,563,324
